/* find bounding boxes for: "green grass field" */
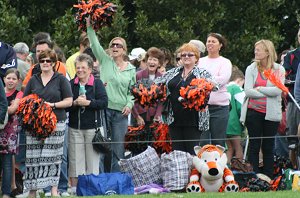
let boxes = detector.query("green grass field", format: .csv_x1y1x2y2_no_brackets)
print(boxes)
54,191,299,198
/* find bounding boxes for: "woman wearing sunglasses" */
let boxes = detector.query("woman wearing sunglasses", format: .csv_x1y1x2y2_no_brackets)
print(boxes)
86,18,136,172
197,33,232,147
154,43,218,154
23,49,73,197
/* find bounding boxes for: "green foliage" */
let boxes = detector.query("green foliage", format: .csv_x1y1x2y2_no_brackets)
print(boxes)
2,0,300,69
0,0,31,45
133,0,226,52
52,8,79,58
133,0,286,70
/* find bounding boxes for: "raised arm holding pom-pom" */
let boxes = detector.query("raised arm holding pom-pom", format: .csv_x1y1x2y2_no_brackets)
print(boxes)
86,15,136,172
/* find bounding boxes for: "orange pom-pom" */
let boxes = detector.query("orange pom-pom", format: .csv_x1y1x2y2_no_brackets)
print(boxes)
16,94,57,140
179,78,214,111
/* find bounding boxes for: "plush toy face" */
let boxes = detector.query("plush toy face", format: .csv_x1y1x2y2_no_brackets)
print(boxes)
193,145,228,181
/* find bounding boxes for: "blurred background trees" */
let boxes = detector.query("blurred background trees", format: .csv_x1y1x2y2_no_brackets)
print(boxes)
1,0,300,70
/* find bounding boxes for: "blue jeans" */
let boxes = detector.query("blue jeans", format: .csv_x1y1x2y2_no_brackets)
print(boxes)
274,132,289,158
15,128,26,173
44,125,69,193
200,105,229,147
106,109,128,172
1,153,13,196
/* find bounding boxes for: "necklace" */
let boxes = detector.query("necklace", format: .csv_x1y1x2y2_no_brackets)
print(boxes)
182,68,193,80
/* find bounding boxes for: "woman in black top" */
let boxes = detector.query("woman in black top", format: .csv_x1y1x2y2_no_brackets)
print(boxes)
23,49,73,197
154,43,217,154
68,54,108,193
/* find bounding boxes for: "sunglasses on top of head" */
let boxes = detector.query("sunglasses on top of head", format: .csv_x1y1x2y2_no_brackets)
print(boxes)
110,43,123,49
39,59,52,63
181,53,195,58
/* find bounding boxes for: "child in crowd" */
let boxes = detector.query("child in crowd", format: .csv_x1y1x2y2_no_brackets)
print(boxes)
226,66,245,163
0,68,23,198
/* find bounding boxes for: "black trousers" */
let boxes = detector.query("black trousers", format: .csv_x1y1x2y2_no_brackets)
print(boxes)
245,109,279,179
169,125,201,155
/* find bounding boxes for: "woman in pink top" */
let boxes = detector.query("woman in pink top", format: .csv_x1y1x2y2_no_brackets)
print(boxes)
197,33,232,147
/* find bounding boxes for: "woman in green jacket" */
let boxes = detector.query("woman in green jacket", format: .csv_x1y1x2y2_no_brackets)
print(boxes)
86,18,136,172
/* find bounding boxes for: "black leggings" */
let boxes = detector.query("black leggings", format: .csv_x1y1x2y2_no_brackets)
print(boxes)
245,109,279,179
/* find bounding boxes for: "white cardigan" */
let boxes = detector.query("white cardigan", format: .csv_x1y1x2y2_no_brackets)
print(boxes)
240,62,285,123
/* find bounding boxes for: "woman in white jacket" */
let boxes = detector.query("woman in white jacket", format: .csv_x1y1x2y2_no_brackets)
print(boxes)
240,39,285,179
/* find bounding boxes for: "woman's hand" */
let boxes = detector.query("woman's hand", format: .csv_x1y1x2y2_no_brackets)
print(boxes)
86,16,91,27
122,106,131,116
45,101,55,108
75,95,90,107
153,116,161,123
136,115,145,126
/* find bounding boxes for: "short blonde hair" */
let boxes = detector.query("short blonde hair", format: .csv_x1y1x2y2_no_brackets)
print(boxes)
178,43,200,61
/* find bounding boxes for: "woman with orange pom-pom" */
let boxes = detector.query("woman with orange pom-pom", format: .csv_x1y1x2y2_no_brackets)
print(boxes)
86,17,136,172
131,47,165,126
22,49,73,197
154,43,218,154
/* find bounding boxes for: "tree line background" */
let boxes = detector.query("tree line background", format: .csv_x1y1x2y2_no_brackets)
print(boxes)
1,0,300,70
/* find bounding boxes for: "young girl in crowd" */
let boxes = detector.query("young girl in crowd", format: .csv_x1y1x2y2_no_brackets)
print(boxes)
226,66,245,163
0,68,23,198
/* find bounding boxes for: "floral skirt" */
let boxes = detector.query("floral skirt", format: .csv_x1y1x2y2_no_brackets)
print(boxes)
0,114,20,154
24,121,65,190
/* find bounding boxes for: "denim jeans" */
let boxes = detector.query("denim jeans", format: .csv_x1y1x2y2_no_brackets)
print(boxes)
274,132,289,158
15,128,26,173
200,105,229,147
1,153,13,196
44,124,69,193
106,109,128,172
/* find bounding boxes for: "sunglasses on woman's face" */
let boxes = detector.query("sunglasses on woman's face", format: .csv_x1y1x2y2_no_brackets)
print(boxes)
110,43,123,49
39,59,52,63
181,53,195,58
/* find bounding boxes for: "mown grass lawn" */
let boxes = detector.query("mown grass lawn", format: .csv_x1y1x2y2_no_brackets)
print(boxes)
58,191,299,198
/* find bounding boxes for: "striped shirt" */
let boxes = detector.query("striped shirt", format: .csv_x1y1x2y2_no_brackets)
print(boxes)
248,72,267,113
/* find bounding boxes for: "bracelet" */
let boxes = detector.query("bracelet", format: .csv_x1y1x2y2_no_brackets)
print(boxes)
53,103,56,109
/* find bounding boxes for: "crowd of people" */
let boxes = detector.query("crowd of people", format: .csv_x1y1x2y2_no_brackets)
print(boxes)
0,23,300,197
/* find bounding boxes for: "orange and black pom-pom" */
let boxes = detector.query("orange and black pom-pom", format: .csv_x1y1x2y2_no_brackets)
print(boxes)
179,78,214,111
130,79,167,108
125,125,152,155
74,0,117,31
150,122,172,154
16,94,57,140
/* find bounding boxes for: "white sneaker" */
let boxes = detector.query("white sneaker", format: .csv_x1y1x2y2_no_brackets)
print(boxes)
288,144,296,150
15,191,29,198
60,192,71,197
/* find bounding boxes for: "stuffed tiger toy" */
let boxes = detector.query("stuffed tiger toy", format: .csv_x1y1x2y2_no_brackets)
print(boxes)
186,144,239,192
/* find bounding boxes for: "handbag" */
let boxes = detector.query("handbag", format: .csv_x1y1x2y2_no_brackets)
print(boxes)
91,83,111,153
77,172,134,196
230,157,253,173
92,122,111,153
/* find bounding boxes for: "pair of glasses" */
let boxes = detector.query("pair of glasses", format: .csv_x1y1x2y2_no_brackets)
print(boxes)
39,59,52,63
181,53,195,58
110,43,123,49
